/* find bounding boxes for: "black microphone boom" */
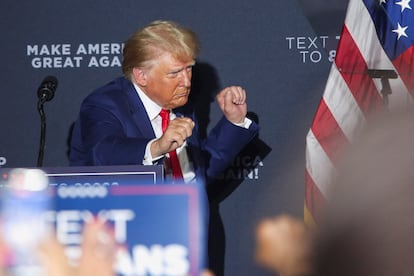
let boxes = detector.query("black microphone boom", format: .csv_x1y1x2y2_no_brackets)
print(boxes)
37,75,58,167
37,75,58,103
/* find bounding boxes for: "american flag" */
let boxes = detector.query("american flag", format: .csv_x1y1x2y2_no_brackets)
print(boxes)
305,0,414,226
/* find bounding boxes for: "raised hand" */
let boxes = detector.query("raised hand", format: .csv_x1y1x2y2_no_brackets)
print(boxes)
216,86,247,124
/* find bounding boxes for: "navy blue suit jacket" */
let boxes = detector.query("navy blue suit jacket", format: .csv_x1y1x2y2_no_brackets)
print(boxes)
70,77,259,185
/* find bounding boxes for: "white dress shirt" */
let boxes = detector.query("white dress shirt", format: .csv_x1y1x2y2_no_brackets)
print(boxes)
133,83,196,183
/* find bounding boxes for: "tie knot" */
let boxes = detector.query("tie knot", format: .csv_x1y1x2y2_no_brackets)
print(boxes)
160,109,170,132
159,109,170,119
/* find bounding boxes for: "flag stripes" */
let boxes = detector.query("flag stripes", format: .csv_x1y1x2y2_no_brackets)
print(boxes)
304,0,414,225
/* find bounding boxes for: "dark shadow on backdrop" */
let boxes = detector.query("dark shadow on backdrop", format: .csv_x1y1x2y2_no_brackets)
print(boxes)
189,62,272,276
208,113,271,276
297,0,348,34
208,112,272,203
184,61,225,275
186,61,218,139
297,0,348,51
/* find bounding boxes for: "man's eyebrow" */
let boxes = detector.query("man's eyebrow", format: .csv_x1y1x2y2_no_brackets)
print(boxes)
168,63,195,74
168,67,184,74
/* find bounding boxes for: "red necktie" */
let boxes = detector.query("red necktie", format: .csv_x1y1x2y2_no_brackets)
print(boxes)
159,109,184,183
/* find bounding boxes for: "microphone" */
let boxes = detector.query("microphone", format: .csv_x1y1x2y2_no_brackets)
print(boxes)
37,76,58,103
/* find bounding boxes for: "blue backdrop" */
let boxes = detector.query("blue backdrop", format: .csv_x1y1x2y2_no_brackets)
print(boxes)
0,0,347,275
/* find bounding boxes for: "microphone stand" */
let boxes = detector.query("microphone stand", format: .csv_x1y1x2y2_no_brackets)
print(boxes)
36,75,57,167
37,98,47,167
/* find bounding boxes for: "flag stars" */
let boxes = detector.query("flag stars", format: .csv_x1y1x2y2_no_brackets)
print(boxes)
392,0,412,40
396,0,412,12
392,22,409,39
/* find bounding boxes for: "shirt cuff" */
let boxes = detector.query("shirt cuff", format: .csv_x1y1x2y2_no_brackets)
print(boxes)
143,139,164,165
233,117,252,129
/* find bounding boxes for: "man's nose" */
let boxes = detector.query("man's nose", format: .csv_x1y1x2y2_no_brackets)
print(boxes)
180,70,191,86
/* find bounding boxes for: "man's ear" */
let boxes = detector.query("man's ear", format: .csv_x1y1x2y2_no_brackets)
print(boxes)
132,67,147,86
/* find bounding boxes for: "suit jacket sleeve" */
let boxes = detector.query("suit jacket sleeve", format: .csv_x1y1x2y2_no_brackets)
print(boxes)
202,116,259,180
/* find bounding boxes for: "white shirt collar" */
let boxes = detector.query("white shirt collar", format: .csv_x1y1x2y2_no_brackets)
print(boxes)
132,81,162,121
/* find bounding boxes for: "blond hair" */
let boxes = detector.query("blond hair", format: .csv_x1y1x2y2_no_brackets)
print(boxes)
122,20,200,80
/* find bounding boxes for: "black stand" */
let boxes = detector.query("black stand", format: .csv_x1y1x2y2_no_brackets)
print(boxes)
36,76,58,167
367,69,398,108
37,99,47,167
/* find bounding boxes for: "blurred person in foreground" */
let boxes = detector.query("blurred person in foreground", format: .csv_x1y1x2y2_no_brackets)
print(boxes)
0,220,214,276
69,20,259,275
256,111,414,276
0,219,117,276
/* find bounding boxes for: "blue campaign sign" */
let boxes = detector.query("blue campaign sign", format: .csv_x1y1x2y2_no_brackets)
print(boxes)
52,184,207,276
1,166,207,276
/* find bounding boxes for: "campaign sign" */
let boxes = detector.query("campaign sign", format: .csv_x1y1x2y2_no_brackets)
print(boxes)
0,166,207,276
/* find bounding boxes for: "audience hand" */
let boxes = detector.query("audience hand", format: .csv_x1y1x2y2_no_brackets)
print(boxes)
255,215,313,276
38,219,117,276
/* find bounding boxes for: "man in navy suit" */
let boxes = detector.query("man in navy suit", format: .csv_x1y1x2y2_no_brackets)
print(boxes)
69,20,259,275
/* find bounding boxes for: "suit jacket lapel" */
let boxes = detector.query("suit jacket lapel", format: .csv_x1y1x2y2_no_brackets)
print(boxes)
123,79,156,139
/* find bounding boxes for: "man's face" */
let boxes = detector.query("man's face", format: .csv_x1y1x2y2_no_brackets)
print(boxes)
141,52,195,110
